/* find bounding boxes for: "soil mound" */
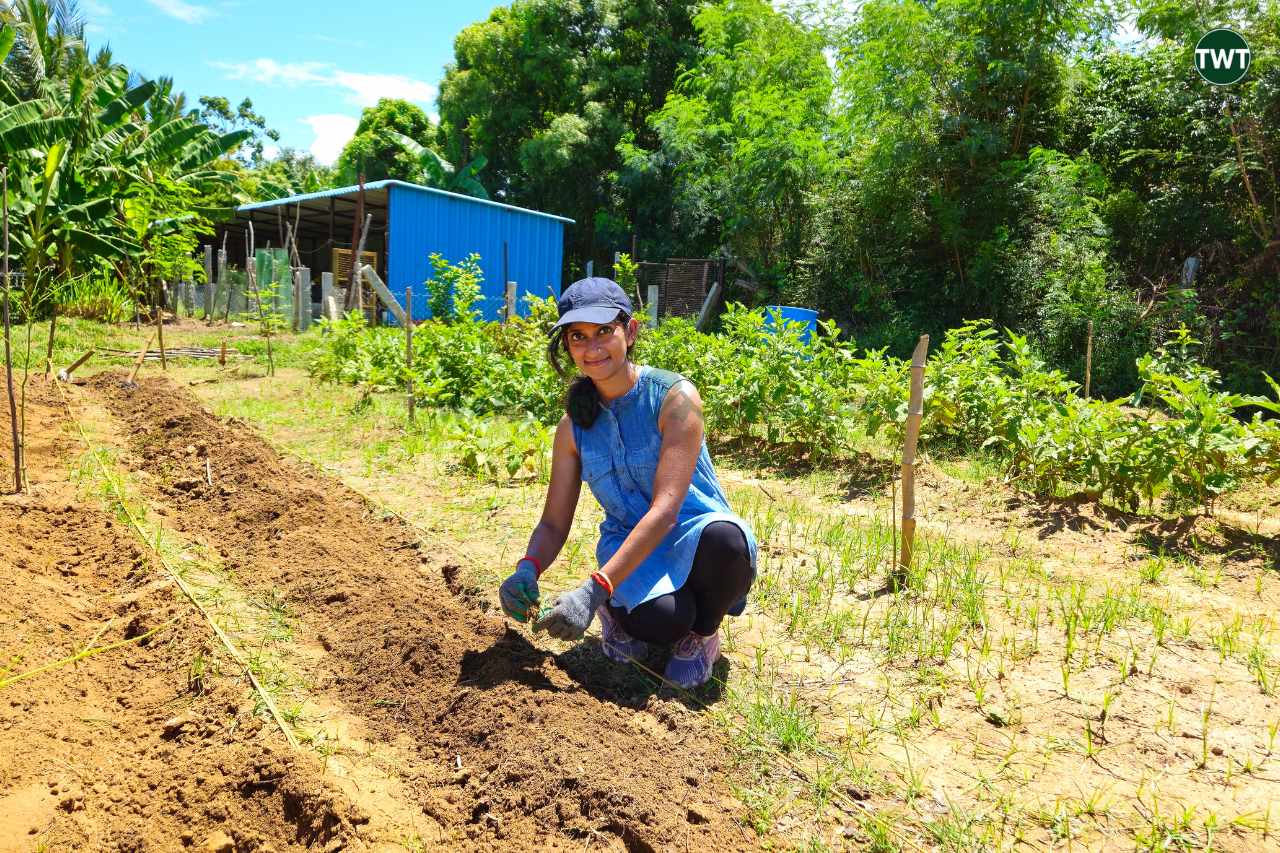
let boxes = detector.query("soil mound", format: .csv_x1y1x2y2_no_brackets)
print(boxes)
0,384,366,851
88,373,750,850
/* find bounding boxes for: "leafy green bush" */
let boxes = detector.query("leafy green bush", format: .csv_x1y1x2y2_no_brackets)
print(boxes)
424,252,484,322
309,306,1280,514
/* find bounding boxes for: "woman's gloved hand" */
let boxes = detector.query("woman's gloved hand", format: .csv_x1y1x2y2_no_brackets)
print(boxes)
499,559,541,622
535,577,610,640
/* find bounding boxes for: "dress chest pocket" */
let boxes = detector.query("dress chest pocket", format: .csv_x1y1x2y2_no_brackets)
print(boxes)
579,451,615,487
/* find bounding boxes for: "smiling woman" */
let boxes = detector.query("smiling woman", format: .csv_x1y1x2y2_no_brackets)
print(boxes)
499,277,758,690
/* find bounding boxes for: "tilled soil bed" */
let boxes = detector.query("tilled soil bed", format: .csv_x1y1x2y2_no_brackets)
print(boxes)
85,373,751,850
1,379,364,852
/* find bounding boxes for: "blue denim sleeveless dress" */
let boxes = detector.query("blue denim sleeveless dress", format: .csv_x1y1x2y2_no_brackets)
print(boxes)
572,364,758,611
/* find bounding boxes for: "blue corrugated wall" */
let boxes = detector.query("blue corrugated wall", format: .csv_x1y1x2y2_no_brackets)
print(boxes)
387,185,568,322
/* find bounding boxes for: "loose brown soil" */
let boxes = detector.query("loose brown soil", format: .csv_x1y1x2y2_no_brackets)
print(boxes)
79,372,750,850
0,379,365,852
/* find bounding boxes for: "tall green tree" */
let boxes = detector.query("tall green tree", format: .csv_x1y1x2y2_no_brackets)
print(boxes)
437,0,701,265
334,98,434,183
638,0,833,287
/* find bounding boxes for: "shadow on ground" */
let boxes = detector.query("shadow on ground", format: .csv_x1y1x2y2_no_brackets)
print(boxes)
457,628,729,711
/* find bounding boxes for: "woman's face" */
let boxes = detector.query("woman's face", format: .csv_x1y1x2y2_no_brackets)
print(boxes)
564,318,637,381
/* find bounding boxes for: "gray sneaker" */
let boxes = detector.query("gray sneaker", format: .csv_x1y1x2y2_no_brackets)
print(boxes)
664,630,721,688
598,605,648,663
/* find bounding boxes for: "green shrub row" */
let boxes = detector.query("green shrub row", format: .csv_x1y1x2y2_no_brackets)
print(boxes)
308,300,1280,513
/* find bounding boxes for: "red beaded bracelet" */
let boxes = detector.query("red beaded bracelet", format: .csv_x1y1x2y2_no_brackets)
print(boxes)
591,571,614,596
520,555,544,577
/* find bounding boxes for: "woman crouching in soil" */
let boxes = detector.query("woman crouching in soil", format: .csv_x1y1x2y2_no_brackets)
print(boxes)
499,277,757,688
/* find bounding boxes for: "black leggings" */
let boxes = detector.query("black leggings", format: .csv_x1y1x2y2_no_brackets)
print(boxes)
605,521,754,644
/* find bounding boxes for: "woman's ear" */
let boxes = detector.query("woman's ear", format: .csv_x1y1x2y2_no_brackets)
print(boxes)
625,316,640,346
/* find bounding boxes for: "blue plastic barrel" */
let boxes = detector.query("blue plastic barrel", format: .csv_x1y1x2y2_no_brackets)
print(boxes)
763,306,819,345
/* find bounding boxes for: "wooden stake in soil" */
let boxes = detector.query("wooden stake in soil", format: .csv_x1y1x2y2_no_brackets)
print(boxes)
405,286,415,426
1,167,20,494
43,304,56,376
155,283,167,370
1084,319,1093,399
128,331,157,384
896,334,930,585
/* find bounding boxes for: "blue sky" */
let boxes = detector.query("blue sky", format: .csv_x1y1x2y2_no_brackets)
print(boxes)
84,0,505,164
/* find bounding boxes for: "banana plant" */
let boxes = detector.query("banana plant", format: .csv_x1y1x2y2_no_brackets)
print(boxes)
390,131,489,199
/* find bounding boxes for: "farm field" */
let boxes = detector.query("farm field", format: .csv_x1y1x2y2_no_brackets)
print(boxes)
2,321,1278,850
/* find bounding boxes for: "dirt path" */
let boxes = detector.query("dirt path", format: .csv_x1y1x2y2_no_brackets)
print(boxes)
84,373,751,851
0,379,365,852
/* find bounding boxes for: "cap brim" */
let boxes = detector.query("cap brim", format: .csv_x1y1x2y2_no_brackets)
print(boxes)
551,305,624,330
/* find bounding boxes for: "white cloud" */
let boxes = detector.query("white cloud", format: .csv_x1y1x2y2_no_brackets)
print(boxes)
302,114,358,165
83,0,113,17
260,143,280,161
212,59,436,108
330,70,436,107
146,0,214,24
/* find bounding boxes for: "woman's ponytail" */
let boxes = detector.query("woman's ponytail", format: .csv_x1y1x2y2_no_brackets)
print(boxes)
566,376,603,429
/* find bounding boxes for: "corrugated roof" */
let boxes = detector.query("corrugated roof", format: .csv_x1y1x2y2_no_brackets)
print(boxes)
236,179,575,224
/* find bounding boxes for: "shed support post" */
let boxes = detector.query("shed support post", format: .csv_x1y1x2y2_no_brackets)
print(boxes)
647,285,659,328
321,272,337,321
296,267,311,331
505,281,517,322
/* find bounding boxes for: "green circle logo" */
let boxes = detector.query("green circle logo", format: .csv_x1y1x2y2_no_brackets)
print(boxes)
1195,29,1251,85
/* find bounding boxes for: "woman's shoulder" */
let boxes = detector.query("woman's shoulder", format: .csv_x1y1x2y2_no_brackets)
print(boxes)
640,365,689,396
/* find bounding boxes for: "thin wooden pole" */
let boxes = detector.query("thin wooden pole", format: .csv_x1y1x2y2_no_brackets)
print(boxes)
1084,319,1093,399
896,334,930,585
2,167,21,494
155,282,167,370
405,287,415,426
348,212,372,314
43,304,56,376
128,331,157,384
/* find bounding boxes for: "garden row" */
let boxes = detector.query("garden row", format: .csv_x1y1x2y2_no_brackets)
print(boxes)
308,300,1280,514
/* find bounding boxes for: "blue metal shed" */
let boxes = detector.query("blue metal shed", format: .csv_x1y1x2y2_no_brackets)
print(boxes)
229,179,573,322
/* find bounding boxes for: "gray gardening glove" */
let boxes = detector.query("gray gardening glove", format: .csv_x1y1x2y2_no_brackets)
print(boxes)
534,577,610,641
499,559,540,623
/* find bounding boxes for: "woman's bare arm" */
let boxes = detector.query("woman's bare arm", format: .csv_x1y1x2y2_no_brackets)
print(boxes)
522,415,582,570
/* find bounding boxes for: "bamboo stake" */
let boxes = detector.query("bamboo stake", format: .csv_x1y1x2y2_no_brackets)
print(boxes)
43,304,56,376
896,335,930,585
406,286,415,426
1084,319,1093,399
347,213,372,314
128,331,157,384
2,167,20,494
0,617,179,689
155,282,167,370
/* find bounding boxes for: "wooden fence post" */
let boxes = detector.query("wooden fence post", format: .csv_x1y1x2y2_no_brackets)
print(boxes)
505,281,517,322
406,287,415,426
646,285,659,328
895,334,930,586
